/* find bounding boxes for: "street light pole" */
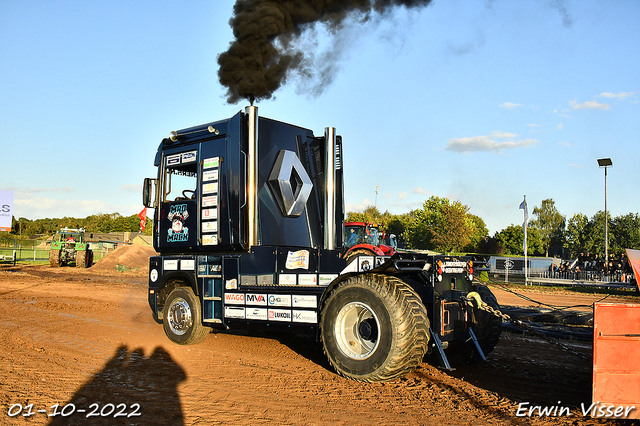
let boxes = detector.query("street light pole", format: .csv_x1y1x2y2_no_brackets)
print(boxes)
597,158,613,273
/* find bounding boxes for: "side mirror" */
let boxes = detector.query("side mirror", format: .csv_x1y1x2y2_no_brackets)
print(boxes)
143,178,158,208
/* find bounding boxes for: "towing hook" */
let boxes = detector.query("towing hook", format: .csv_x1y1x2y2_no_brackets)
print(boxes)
464,291,483,309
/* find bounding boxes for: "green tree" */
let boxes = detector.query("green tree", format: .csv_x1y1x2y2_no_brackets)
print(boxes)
405,196,474,252
531,199,565,256
565,213,589,258
494,224,543,256
610,213,640,256
464,214,489,252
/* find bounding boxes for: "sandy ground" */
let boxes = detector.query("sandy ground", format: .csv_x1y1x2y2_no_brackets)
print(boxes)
0,255,638,425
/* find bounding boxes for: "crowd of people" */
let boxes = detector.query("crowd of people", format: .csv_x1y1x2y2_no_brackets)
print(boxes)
548,252,635,283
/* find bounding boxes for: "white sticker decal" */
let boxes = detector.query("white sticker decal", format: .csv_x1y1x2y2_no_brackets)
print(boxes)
269,309,292,322
202,208,217,219
225,278,238,290
292,310,317,324
224,307,245,319
292,295,317,308
203,157,219,169
268,294,292,307
278,274,297,285
246,308,268,320
202,183,217,195
166,154,181,166
319,274,338,286
150,269,158,282
164,259,178,271
182,151,197,163
202,235,218,245
358,256,375,272
180,259,195,270
202,195,217,207
202,169,218,182
285,250,309,270
202,221,217,233
340,260,358,275
298,274,317,286
224,293,244,305
245,293,268,306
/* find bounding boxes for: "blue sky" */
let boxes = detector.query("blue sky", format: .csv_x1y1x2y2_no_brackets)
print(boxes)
1,0,638,235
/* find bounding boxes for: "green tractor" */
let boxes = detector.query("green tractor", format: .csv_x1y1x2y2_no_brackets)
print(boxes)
49,228,93,268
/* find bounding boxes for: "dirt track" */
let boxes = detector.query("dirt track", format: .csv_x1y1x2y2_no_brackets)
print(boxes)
0,263,638,425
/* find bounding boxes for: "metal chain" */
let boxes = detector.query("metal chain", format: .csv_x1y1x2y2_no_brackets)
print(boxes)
465,292,590,361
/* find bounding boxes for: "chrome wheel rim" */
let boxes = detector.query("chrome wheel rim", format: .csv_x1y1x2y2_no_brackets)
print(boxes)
168,297,192,336
335,302,380,360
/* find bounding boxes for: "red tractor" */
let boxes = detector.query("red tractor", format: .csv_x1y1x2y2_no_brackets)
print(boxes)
344,222,396,262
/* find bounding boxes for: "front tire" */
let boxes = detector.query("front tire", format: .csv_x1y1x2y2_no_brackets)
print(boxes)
163,287,211,345
320,274,430,382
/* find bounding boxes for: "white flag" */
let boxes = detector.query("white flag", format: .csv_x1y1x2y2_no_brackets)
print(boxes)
519,199,528,223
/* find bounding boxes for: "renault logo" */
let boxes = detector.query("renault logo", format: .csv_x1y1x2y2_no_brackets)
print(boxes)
268,150,313,218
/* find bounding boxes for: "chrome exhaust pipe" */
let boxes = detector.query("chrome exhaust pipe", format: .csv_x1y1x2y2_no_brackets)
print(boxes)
324,127,336,250
246,105,259,248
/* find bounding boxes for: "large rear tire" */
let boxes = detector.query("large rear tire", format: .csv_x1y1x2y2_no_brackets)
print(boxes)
76,250,86,268
163,287,211,345
320,274,430,382
49,250,61,267
472,285,502,355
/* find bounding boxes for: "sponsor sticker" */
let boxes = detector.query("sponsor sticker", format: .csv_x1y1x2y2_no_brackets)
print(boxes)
202,195,217,207
166,154,181,166
182,151,197,163
202,183,217,195
268,294,292,307
202,235,218,245
278,274,297,285
285,250,309,270
202,221,217,233
268,309,292,322
163,259,178,270
224,307,245,319
202,208,217,219
150,269,158,282
224,293,244,305
292,310,317,324
318,274,337,286
246,308,268,320
203,157,219,169
358,256,375,272
225,278,238,290
298,274,317,286
292,295,317,308
245,293,268,306
180,259,195,270
202,169,218,182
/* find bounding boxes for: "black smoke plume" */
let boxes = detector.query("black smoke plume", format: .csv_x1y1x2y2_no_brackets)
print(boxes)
217,0,434,104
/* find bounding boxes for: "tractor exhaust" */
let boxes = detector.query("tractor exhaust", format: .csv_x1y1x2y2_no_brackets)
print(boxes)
324,127,336,250
246,105,259,249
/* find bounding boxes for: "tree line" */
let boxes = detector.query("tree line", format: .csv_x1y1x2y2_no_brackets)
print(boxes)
4,213,151,238
348,196,640,259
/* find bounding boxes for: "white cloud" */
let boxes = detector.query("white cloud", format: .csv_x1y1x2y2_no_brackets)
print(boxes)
569,100,610,110
598,92,635,100
121,184,141,193
412,187,430,195
499,102,522,109
13,195,139,220
345,199,372,213
557,141,571,146
527,124,540,128
397,192,407,200
556,123,563,130
445,131,538,153
384,192,392,199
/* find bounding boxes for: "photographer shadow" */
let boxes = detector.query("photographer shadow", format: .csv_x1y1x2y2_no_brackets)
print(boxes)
49,345,186,425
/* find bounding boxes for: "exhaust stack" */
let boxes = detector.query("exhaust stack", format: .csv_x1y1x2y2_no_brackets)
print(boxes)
324,127,336,250
246,105,259,248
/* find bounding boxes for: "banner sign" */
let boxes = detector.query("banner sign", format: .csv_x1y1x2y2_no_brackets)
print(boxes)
0,191,13,232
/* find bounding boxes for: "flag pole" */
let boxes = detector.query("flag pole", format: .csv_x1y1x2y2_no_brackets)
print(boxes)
523,195,528,285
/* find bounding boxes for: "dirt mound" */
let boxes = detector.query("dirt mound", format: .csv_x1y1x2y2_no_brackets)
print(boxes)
92,244,156,272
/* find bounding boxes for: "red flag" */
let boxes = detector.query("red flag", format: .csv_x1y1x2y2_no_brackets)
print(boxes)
138,207,147,231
